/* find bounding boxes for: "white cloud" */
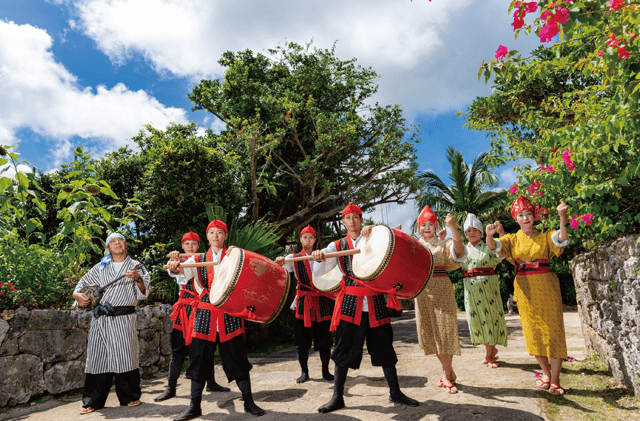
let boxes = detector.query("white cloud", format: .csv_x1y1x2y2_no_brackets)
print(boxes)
1,163,34,179
62,0,541,114
364,200,418,236
0,20,188,170
498,158,537,188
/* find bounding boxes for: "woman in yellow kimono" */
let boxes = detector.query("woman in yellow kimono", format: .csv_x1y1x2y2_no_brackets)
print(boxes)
486,196,569,395
414,206,466,394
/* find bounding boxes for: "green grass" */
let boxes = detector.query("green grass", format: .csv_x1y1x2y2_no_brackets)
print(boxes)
542,354,640,421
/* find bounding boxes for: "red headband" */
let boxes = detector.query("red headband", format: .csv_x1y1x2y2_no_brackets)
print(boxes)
510,195,535,221
181,232,200,243
417,205,437,228
206,220,228,234
341,203,362,217
300,224,316,237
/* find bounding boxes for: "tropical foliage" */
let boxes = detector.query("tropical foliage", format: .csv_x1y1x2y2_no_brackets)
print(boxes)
416,146,507,228
465,0,640,245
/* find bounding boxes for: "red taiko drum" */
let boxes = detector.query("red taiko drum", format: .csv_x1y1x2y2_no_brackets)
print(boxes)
210,248,291,323
351,226,434,299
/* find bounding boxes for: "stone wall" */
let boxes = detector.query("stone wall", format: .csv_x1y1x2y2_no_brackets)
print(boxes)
0,304,174,407
571,235,640,397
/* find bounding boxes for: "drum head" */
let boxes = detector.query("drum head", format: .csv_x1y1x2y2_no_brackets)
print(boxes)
352,225,393,281
313,265,343,293
209,247,243,306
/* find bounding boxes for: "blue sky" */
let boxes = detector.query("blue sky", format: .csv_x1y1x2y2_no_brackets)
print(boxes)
1,0,542,231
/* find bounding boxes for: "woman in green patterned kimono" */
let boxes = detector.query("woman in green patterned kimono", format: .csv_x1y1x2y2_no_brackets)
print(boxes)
460,213,508,368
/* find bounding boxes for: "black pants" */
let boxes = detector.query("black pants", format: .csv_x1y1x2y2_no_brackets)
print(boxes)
294,318,333,352
171,328,190,360
331,315,398,369
186,335,253,384
82,369,141,409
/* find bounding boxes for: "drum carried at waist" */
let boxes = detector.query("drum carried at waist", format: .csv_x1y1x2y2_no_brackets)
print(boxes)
351,226,433,299
210,248,290,324
309,265,341,300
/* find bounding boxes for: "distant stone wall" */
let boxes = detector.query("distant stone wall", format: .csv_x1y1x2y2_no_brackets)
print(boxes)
0,304,174,407
571,235,640,397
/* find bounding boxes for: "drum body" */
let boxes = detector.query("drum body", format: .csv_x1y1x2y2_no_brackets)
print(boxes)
210,248,291,323
311,265,342,300
352,226,434,299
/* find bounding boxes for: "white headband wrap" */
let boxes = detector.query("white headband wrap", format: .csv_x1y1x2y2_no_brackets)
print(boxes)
463,213,483,233
105,233,125,247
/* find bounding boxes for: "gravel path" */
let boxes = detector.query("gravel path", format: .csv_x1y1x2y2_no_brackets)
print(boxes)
1,310,587,421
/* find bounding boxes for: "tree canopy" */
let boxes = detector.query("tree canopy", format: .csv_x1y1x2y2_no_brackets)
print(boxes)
189,41,421,236
464,0,640,245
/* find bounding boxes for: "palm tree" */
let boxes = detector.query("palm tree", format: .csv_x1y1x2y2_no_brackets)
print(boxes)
416,146,507,229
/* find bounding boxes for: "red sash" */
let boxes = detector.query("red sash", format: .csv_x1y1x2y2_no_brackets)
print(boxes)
515,259,550,275
463,267,496,278
330,279,380,332
170,288,199,339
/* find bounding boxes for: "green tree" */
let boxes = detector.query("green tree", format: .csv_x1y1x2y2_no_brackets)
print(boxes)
189,41,421,237
465,0,640,244
126,122,243,245
416,146,506,227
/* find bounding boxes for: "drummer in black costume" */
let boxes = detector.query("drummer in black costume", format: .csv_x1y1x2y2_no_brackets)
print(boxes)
155,232,229,403
275,224,335,383
312,203,419,413
168,220,264,420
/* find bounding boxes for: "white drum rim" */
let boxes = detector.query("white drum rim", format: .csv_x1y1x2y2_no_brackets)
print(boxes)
353,225,395,281
210,248,244,307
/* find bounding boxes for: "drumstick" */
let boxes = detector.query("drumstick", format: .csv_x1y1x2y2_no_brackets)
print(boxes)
166,252,201,258
284,249,361,263
162,262,219,269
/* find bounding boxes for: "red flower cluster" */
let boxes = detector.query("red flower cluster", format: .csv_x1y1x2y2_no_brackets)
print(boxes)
570,213,594,229
512,1,538,31
606,0,625,11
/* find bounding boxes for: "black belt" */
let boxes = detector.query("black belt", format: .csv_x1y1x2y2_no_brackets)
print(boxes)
93,304,136,319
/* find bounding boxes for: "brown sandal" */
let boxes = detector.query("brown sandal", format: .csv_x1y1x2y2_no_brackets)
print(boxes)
80,407,95,415
127,400,142,407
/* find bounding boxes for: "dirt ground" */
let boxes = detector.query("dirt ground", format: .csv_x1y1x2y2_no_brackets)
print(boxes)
1,310,589,421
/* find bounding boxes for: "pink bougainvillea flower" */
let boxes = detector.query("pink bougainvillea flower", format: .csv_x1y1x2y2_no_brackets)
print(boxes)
525,2,538,13
285,114,291,118
509,184,518,194
581,214,594,226
535,372,541,378
618,47,630,59
606,0,625,11
629,34,638,41
495,45,508,59
607,34,620,48
567,357,573,362
597,50,605,56
570,215,580,229
501,65,506,72
562,148,575,170
512,12,525,31
539,22,559,43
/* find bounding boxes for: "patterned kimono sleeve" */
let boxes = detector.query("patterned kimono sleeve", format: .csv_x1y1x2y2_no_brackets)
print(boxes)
547,231,567,258
135,265,151,300
485,242,504,267
444,239,463,270
497,233,515,265
73,264,100,295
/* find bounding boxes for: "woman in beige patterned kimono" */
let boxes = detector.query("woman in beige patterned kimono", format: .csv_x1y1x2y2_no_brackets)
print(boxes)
414,206,466,394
